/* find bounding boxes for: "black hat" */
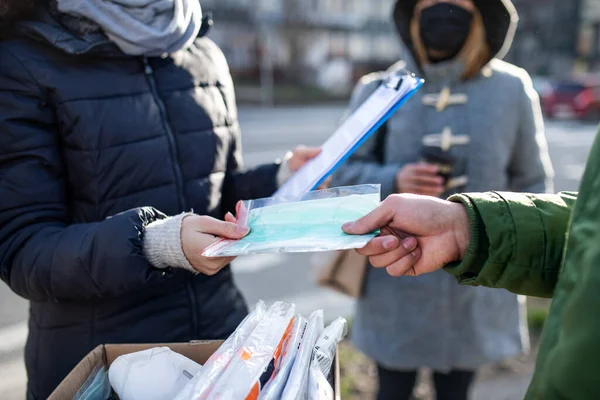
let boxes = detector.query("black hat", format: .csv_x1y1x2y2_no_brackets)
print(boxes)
393,0,518,61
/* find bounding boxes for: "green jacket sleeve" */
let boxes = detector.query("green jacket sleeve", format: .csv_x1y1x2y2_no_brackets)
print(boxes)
535,186,600,399
444,191,577,298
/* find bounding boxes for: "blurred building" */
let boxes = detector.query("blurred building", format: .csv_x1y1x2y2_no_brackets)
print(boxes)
578,0,600,72
201,0,399,88
506,0,583,77
201,0,587,88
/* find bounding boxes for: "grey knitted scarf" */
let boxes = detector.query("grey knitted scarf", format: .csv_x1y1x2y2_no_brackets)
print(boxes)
56,0,202,56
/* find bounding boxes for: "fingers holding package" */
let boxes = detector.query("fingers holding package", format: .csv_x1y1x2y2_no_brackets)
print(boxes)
181,214,249,275
343,194,471,277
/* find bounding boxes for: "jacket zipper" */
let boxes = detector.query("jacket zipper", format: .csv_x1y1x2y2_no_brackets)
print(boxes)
142,57,187,211
143,57,199,334
186,283,200,338
143,58,198,336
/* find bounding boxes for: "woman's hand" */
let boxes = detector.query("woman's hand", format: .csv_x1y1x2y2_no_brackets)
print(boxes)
284,146,331,189
287,146,321,172
396,163,445,197
342,194,470,277
180,214,249,275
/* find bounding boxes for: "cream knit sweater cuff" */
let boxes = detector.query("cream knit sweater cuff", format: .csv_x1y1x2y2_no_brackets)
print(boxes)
143,152,292,272
142,212,196,273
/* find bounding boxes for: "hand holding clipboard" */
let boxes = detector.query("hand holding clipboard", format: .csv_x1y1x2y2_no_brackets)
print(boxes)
273,71,424,200
202,71,423,257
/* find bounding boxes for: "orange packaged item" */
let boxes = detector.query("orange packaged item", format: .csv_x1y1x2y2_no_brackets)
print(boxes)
173,301,267,400
281,310,325,400
259,315,308,400
206,302,296,400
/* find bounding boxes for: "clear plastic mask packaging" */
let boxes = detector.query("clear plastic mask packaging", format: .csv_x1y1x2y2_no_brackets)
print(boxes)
259,315,308,400
173,301,268,400
280,310,325,400
74,365,111,400
205,302,296,400
203,184,380,257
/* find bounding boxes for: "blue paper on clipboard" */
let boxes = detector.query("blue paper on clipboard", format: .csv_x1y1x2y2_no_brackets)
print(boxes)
273,71,423,200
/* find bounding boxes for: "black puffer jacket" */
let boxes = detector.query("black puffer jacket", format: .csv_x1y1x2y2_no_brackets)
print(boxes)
0,11,279,399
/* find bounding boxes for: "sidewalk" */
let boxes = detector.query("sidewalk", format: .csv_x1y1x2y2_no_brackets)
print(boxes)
235,84,350,106
339,337,539,400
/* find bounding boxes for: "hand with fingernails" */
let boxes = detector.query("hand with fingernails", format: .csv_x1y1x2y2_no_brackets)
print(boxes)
180,214,250,275
180,145,327,275
396,163,445,197
342,194,471,277
288,146,320,172
288,146,332,189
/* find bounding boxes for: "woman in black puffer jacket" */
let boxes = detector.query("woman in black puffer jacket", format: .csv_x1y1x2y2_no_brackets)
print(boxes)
0,1,318,398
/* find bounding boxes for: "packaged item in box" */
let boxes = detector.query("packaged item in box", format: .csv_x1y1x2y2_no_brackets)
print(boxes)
174,301,268,400
307,318,348,400
312,317,348,381
281,310,324,400
259,315,308,400
308,365,334,400
109,347,201,400
206,302,295,400
73,365,111,400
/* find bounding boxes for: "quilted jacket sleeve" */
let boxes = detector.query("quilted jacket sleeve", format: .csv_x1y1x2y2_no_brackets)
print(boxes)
222,123,281,212
200,38,280,212
0,46,172,302
444,191,577,298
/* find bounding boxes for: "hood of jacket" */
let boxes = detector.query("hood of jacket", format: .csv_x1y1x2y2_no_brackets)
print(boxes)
393,0,518,65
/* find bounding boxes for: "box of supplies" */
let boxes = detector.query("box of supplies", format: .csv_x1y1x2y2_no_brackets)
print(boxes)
49,341,341,399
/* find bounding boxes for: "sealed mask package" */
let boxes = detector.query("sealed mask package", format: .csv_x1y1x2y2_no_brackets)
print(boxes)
203,184,380,257
74,365,111,400
281,310,324,400
206,302,296,400
173,301,268,400
259,315,308,400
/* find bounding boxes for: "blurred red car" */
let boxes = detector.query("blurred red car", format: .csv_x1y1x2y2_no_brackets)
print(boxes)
541,80,600,121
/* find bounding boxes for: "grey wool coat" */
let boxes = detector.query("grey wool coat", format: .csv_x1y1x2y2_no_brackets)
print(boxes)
332,1,554,371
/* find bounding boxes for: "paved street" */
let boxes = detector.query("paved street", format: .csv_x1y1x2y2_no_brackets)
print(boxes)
0,104,597,398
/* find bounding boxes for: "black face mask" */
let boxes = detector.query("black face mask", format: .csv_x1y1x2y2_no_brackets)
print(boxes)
419,3,473,62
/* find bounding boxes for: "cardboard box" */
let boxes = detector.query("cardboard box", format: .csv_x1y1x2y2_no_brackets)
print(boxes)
49,341,341,400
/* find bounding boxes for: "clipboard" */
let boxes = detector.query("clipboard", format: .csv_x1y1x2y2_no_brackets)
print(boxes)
273,71,424,200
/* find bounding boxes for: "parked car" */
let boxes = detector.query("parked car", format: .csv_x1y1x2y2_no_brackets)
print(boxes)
541,79,600,121
531,75,554,98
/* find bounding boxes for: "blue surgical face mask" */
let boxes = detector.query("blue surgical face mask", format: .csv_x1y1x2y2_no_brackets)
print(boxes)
74,367,112,400
203,185,381,257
